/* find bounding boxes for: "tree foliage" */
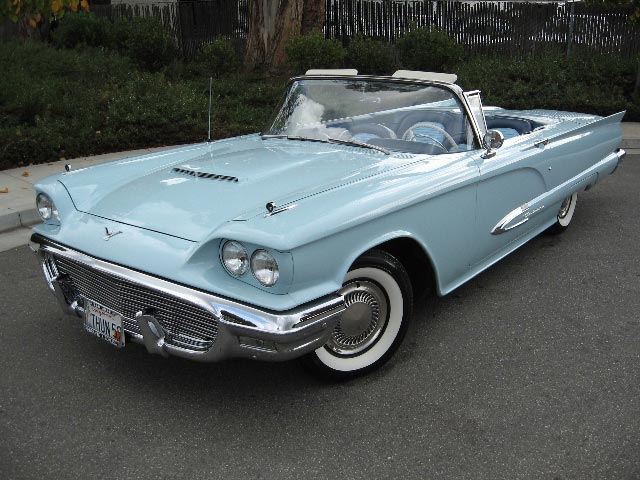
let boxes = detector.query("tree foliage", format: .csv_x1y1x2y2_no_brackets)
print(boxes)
0,0,89,33
584,0,640,22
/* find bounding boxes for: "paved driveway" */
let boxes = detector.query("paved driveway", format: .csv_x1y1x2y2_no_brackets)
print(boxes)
1,158,639,480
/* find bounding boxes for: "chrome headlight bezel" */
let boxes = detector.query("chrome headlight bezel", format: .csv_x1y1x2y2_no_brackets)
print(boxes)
36,193,60,223
218,239,290,291
221,240,249,277
250,249,280,287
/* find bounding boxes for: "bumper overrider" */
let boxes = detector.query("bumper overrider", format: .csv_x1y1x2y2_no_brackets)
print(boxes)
30,234,346,362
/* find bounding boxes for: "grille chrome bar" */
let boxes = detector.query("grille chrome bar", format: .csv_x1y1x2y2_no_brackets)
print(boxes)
33,234,347,363
46,253,218,352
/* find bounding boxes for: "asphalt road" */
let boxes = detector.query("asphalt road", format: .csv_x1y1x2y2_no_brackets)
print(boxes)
1,158,639,480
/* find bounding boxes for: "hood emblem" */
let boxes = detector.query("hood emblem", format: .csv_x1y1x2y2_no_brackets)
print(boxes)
104,227,123,241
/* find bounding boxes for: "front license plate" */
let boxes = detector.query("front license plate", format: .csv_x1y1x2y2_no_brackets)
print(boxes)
84,300,125,348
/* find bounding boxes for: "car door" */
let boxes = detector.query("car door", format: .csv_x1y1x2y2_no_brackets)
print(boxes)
464,92,553,267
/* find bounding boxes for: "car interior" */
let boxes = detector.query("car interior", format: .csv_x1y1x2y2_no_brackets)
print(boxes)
320,109,543,155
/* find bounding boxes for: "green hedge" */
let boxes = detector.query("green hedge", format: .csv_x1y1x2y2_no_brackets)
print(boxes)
346,35,397,75
396,27,464,72
456,52,635,119
0,41,283,170
286,31,346,73
1,38,637,170
50,13,177,72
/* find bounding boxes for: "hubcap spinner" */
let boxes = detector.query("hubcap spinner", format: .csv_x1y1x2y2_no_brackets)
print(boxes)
326,280,389,356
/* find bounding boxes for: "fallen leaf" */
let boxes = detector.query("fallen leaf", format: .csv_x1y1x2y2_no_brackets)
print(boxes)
22,172,29,177
0,188,8,193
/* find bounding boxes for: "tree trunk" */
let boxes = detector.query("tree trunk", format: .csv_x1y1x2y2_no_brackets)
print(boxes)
244,0,326,71
635,57,640,98
301,0,326,35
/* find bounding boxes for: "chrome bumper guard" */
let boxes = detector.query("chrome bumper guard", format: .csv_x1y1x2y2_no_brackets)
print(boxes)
612,148,626,174
31,235,346,362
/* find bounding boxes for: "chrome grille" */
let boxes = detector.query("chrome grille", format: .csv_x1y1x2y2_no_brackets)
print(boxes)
48,254,218,352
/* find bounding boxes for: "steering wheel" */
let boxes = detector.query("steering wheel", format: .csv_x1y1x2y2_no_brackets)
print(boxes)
337,123,398,141
403,122,461,153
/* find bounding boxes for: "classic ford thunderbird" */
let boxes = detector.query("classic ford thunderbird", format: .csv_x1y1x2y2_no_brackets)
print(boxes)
30,70,625,378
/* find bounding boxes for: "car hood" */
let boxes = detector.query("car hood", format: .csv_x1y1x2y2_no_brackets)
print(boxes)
59,135,418,242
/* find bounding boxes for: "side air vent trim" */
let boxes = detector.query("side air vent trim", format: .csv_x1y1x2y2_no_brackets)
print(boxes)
173,167,239,183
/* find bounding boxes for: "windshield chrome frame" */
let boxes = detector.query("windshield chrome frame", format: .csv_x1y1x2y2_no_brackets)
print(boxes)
268,75,486,152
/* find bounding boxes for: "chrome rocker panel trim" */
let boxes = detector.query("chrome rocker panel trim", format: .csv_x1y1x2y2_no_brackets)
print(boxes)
31,235,346,362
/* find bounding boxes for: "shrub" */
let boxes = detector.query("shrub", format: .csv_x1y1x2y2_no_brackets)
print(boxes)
456,50,633,117
0,41,285,169
345,35,396,74
286,31,345,74
50,12,114,49
196,39,239,77
396,27,463,72
112,17,177,72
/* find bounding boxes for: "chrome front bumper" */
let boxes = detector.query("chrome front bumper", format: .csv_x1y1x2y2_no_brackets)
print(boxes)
31,235,346,362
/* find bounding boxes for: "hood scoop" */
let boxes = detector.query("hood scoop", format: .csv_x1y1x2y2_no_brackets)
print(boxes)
173,167,239,183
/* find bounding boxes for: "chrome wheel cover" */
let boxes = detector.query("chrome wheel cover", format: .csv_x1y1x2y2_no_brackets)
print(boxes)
558,195,573,219
326,280,389,356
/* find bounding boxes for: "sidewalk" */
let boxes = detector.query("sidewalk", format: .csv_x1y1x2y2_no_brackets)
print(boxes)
1,123,639,249
0,146,174,233
621,122,640,149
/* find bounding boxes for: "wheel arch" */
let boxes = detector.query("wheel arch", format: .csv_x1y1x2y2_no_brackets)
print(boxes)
343,233,440,298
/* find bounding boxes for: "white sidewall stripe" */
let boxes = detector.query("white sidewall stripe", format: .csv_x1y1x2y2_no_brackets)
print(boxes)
558,192,577,227
315,267,404,372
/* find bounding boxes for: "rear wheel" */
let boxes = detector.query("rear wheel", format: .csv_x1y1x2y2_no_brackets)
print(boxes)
546,192,577,235
302,250,413,379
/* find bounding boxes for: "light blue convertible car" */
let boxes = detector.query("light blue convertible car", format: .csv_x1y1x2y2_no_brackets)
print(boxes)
30,70,625,378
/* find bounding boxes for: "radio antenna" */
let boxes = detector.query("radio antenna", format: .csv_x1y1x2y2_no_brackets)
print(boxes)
207,76,213,142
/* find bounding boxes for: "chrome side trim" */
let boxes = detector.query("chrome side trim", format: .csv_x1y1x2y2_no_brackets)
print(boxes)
264,204,297,217
31,235,346,362
491,149,621,235
491,203,545,235
491,205,530,235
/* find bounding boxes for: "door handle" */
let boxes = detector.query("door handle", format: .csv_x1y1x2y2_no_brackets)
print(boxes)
534,138,549,148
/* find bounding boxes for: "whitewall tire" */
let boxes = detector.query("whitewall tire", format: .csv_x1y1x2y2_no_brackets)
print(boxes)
302,250,413,379
547,192,577,234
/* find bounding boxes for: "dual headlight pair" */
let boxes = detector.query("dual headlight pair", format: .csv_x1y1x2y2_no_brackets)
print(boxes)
36,193,59,222
222,240,279,287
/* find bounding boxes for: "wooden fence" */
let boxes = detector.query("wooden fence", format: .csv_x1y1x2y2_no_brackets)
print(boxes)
4,1,638,59
325,0,640,58
92,0,248,56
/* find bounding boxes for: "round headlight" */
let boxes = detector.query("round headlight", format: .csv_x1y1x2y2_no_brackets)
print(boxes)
251,250,279,287
222,241,249,276
36,193,59,221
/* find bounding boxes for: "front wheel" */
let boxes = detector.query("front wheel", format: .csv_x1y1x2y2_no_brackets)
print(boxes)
546,192,577,235
302,250,413,379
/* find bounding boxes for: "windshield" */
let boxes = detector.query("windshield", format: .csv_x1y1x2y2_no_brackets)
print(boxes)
263,78,478,155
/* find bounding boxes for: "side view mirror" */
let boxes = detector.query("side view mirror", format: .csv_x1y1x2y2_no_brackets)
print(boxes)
482,130,504,158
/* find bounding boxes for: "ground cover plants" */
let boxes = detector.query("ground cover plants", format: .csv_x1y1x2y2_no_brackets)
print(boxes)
1,13,637,168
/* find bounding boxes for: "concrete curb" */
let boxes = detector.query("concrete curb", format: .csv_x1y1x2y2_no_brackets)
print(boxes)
0,209,41,234
0,146,176,234
622,138,640,149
